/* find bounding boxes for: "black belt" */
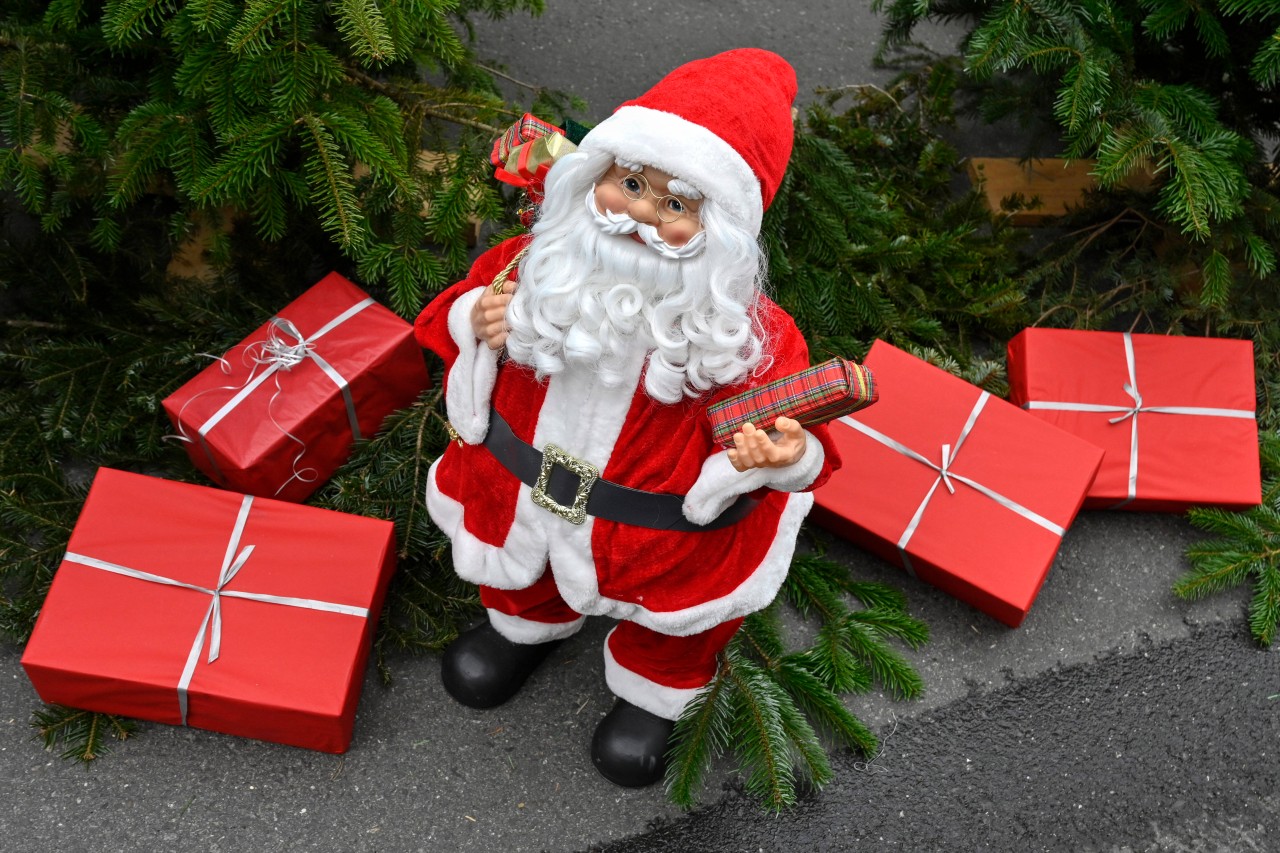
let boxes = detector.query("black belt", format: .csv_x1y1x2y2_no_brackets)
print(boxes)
482,409,758,531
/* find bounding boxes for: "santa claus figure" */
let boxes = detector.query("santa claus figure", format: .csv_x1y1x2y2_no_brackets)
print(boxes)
414,48,841,787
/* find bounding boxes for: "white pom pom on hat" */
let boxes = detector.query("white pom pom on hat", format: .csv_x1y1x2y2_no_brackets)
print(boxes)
577,48,798,236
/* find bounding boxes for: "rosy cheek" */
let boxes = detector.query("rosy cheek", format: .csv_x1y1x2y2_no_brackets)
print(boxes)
594,184,629,215
659,219,701,247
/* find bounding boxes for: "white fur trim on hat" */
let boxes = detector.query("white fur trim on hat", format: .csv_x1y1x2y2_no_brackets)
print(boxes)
579,105,764,235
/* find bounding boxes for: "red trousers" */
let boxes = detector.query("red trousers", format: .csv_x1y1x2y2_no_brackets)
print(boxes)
480,568,742,721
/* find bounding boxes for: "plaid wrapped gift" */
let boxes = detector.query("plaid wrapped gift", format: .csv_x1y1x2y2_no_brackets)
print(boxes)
708,357,877,447
489,113,575,225
495,133,578,191
490,113,564,169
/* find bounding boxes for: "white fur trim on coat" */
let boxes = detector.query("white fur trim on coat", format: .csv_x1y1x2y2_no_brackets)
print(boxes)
427,346,814,638
426,458,548,590
443,287,500,444
682,430,825,525
547,489,813,637
579,105,764,235
603,628,706,721
430,457,813,637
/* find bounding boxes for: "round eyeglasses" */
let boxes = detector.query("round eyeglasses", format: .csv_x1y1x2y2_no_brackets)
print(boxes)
615,171,701,224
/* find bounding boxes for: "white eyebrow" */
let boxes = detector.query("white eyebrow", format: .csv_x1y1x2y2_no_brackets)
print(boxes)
666,179,702,200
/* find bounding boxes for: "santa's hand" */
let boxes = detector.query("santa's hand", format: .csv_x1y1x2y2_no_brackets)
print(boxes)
727,417,807,472
471,284,517,350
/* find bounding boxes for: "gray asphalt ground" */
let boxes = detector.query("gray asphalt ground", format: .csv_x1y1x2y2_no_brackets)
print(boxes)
3,3,1276,852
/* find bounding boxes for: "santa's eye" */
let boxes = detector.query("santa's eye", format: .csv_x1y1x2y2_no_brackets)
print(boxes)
663,197,686,215
620,174,647,199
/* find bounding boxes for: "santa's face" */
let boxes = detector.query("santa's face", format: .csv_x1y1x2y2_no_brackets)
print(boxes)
592,163,704,250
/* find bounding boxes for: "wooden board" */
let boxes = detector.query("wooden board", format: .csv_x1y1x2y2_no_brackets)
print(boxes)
967,158,1101,225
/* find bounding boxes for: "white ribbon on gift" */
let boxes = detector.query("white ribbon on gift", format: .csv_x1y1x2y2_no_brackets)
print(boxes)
62,494,369,725
839,391,1066,577
175,297,376,494
1022,332,1255,507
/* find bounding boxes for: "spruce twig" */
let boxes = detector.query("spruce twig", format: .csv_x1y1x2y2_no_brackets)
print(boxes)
665,556,928,811
31,705,137,763
1175,432,1280,646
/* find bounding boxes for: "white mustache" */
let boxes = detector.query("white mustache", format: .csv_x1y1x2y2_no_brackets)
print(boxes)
586,186,706,260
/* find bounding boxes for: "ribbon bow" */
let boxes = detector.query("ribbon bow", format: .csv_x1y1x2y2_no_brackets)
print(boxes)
936,443,957,494
260,318,316,370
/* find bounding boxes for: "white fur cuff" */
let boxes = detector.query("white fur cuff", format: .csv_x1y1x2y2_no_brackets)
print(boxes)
444,287,501,444
488,609,585,644
682,430,825,525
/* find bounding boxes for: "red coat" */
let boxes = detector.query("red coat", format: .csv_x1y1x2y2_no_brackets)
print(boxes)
415,238,841,636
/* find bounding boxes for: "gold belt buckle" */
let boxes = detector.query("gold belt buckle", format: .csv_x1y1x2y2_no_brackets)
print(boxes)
531,444,599,525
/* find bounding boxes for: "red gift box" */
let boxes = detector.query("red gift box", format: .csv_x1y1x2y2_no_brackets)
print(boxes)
21,468,396,753
163,272,429,502
810,340,1103,627
1008,329,1260,512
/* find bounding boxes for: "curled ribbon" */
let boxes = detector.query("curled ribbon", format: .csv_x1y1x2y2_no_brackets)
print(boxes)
1023,332,1255,507
261,318,315,369
62,494,369,725
839,391,1067,577
171,297,376,495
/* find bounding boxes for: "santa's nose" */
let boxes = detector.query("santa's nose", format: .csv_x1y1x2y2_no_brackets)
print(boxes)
626,197,662,226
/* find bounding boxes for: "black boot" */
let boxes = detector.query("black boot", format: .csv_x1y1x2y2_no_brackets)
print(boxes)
440,620,561,709
591,698,677,787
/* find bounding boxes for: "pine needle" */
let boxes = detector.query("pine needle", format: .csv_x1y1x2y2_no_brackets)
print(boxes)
31,705,137,763
665,667,734,809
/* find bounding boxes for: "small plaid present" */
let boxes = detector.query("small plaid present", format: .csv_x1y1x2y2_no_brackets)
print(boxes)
489,113,575,225
495,133,577,191
708,357,877,447
490,113,564,168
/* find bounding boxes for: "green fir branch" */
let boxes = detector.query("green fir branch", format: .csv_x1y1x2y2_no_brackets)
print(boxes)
1248,562,1280,646
31,705,137,763
1252,28,1280,87
666,665,735,809
723,650,798,810
665,554,927,810
298,113,367,248
226,0,292,56
101,0,175,46
775,679,834,791
775,653,879,753
1175,433,1280,646
333,0,396,65
184,0,238,35
320,391,480,657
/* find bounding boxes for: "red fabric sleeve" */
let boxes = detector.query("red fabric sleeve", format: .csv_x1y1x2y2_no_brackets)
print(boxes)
413,236,530,369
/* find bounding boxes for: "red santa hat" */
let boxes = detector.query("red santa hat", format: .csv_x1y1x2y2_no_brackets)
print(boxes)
576,48,797,236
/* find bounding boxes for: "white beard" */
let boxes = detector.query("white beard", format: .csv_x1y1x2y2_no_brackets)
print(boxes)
503,151,766,404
